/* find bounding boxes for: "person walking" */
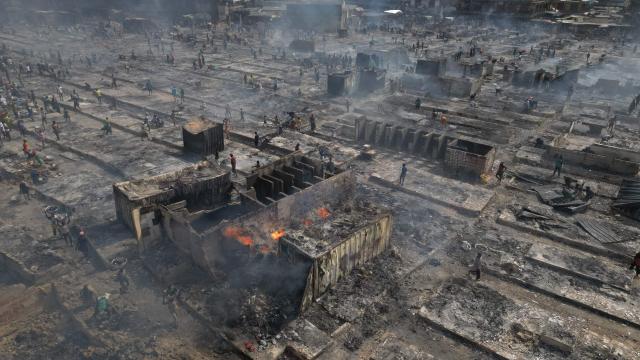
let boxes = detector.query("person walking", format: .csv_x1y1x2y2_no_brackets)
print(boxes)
51,120,61,140
399,163,408,185
552,154,564,177
469,252,482,281
496,162,506,183
163,285,179,328
225,104,232,119
19,181,30,200
94,88,102,105
630,251,640,278
40,108,47,128
229,153,237,175
76,228,89,257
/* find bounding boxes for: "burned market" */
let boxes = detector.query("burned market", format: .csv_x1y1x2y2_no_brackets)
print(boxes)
1,0,640,359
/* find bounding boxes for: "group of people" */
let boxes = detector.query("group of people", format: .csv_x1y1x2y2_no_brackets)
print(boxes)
42,206,89,256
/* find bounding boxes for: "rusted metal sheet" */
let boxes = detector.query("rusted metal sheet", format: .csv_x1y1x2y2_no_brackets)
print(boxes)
576,218,621,244
296,214,393,311
310,213,393,300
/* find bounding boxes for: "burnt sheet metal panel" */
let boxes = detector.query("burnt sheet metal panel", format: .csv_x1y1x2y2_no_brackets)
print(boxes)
296,213,393,311
613,180,640,220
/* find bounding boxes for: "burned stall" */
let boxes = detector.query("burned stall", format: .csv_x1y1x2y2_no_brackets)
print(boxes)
444,138,496,178
182,117,225,156
355,118,456,160
327,71,354,96
157,169,392,335
112,162,232,246
244,153,339,205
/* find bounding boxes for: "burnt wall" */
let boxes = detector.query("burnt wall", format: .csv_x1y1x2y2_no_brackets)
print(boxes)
183,123,225,157
169,170,356,274
305,213,392,305
546,145,639,176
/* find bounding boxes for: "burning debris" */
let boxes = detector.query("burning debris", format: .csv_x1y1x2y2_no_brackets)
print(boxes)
316,207,330,219
271,228,286,241
222,225,284,254
224,226,255,247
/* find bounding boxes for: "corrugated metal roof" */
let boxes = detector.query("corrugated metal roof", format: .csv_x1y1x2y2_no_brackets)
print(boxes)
612,179,640,209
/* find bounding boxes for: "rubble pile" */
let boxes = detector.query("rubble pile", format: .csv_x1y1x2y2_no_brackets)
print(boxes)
425,278,516,341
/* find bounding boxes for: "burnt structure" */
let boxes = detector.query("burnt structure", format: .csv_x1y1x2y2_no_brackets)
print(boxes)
613,180,640,221
444,139,496,178
357,69,386,93
289,39,315,53
286,2,347,32
355,118,496,178
416,58,447,77
156,156,392,315
327,71,354,96
402,72,482,98
113,162,232,245
122,17,159,33
406,57,483,98
356,52,386,94
456,0,553,17
244,154,339,204
182,117,225,156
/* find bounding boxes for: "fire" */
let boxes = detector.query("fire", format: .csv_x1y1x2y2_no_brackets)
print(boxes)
317,207,330,219
271,228,285,241
223,226,253,246
238,235,253,246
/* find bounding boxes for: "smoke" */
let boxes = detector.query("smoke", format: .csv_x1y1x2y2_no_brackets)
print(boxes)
578,56,640,88
2,0,214,26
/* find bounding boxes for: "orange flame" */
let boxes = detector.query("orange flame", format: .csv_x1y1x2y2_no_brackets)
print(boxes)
317,207,330,219
271,228,285,241
224,226,254,246
238,235,253,246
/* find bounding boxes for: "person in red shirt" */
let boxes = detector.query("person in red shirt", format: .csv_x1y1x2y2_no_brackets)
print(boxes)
630,252,640,278
22,139,29,155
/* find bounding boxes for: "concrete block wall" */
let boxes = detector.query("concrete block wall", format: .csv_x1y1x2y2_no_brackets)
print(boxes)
590,143,640,164
355,118,454,160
